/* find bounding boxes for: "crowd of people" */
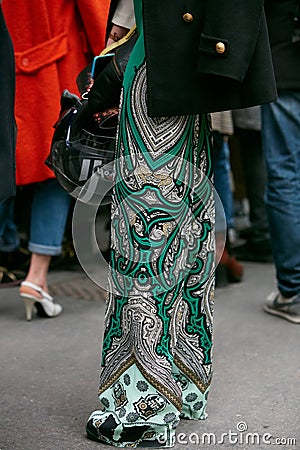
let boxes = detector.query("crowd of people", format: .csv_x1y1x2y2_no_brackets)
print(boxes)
0,0,299,448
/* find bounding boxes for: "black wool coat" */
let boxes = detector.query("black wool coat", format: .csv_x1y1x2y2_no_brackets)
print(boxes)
0,8,16,202
107,0,277,117
142,0,277,116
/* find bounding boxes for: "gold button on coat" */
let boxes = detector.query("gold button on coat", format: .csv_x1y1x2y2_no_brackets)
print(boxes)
182,13,193,23
216,42,226,54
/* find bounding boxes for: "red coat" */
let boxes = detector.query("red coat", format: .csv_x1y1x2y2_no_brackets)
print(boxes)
3,0,110,185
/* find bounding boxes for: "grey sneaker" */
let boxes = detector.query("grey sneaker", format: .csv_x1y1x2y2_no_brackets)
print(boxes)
264,291,300,324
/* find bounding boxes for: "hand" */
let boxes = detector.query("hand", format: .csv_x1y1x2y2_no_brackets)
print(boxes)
88,29,138,113
106,24,129,46
88,57,122,113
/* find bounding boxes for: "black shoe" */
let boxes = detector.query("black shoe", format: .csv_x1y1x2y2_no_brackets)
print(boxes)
233,238,273,263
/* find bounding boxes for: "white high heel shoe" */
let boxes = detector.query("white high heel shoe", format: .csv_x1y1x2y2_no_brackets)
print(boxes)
20,281,63,321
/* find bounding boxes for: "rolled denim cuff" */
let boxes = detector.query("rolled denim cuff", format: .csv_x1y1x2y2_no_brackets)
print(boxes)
28,241,62,256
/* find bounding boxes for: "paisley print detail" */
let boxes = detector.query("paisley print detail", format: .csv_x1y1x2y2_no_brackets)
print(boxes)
87,5,215,446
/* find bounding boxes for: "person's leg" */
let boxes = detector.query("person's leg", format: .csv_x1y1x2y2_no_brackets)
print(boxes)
0,197,27,286
261,91,300,322
172,135,215,420
87,46,183,448
238,129,269,238
25,253,51,291
212,132,234,230
29,179,71,253
26,178,71,286
0,197,19,252
212,132,243,287
20,178,71,320
232,128,272,262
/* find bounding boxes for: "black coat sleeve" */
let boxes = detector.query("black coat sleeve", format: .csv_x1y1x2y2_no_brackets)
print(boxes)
197,0,266,82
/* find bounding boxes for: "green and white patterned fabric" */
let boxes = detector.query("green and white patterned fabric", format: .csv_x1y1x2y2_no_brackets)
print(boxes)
86,2,215,447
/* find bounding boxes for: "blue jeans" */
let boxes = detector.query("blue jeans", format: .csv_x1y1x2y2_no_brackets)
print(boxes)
0,179,71,256
261,91,300,297
212,131,234,230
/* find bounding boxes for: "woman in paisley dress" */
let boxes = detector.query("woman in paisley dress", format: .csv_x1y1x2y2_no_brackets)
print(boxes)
86,0,215,447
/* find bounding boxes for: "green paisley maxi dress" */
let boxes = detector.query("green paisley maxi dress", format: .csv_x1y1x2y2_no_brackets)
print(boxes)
86,1,215,447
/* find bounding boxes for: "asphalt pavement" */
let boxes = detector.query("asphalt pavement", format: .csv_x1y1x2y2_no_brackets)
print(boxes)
0,261,299,450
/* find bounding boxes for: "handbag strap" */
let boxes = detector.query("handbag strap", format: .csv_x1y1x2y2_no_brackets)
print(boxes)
100,25,137,56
